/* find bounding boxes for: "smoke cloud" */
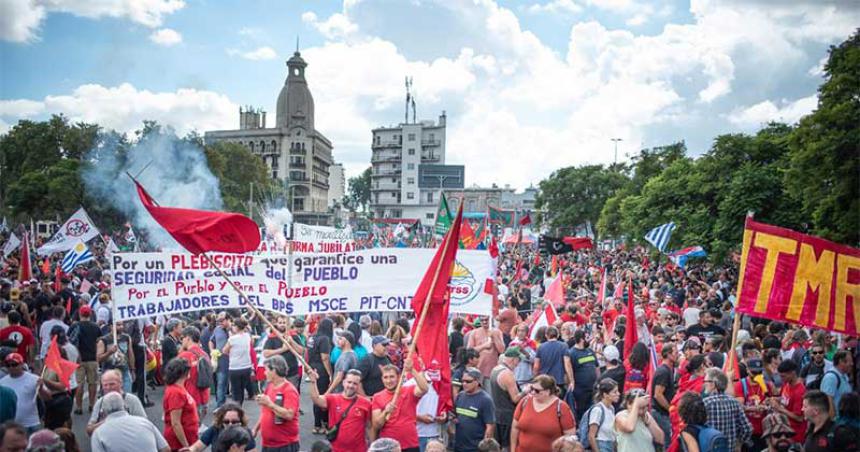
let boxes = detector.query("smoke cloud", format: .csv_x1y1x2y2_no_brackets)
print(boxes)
82,131,224,250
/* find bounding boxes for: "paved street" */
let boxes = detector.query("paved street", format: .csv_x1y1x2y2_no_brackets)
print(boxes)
70,379,323,452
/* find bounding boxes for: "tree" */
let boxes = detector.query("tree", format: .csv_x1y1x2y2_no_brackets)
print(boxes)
535,164,628,235
346,166,371,213
785,30,859,245
204,141,278,218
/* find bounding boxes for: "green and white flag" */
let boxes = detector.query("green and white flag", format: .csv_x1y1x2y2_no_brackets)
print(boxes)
434,193,453,236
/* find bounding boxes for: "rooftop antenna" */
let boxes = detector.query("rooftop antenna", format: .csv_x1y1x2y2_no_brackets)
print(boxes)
295,35,300,54
405,76,413,124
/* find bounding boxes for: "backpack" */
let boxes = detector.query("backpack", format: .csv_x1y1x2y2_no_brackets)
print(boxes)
191,348,213,389
577,404,606,450
681,424,730,452
822,370,842,392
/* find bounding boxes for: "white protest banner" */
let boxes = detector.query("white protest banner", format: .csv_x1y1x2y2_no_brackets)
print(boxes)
110,248,492,321
37,207,100,256
291,223,355,253
2,233,20,258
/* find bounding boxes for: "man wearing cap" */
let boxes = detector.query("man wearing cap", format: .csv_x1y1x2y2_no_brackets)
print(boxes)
453,367,495,452
734,354,769,451
327,330,358,394
600,345,625,397
489,347,527,451
371,358,429,452
72,305,101,414
760,412,797,452
357,335,392,397
0,353,48,434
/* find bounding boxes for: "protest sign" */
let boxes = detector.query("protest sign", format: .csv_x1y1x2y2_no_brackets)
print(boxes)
736,218,860,335
290,223,356,253
110,248,493,321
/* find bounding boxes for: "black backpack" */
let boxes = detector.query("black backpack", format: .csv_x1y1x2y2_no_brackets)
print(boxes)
191,349,214,389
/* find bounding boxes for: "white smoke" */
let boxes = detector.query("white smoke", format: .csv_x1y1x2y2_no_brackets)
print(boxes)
82,131,224,250
262,207,293,249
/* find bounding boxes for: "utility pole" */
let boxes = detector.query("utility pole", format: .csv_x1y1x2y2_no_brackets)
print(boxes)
249,182,254,219
611,138,623,165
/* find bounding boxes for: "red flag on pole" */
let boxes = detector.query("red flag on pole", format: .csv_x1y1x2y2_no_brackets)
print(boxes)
45,336,78,389
134,181,261,255
18,232,32,283
411,203,463,415
622,279,639,361
54,266,63,293
544,276,565,308
519,212,531,226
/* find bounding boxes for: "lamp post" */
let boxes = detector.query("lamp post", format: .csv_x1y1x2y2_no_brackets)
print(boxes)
611,138,623,165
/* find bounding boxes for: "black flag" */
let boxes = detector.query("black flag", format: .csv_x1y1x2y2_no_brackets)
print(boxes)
540,235,573,255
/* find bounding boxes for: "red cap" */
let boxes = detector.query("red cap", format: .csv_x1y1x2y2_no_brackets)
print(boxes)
5,353,23,365
79,306,93,317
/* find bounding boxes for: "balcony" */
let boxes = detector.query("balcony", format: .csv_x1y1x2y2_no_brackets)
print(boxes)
371,153,402,163
289,147,306,155
421,154,441,162
372,170,400,178
372,140,402,149
371,183,401,191
312,178,329,189
421,139,441,147
290,162,306,169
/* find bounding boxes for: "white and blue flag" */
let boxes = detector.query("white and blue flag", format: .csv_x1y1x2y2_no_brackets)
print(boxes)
644,222,675,253
61,240,93,274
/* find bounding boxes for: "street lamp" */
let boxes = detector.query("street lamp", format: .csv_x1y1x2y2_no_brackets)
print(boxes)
611,138,623,165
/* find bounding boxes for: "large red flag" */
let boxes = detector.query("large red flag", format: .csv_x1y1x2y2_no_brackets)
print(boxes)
18,232,31,282
459,220,477,249
45,336,78,389
544,276,565,308
411,203,463,415
623,279,638,361
135,181,260,254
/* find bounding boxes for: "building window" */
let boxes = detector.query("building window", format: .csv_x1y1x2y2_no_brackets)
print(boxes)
407,163,414,170
429,133,435,141
249,142,255,152
408,133,415,141
427,192,434,203
392,178,396,183
426,212,434,219
272,171,278,179
407,177,415,185
407,192,414,200
408,148,415,155
271,140,277,152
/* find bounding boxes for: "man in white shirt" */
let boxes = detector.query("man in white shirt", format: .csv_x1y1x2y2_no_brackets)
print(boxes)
0,353,48,434
91,392,169,452
416,378,445,451
38,306,67,359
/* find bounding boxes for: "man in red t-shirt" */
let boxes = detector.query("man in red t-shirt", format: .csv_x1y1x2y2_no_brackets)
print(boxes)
254,355,300,450
308,367,371,452
734,357,769,450
178,326,211,419
371,358,429,452
768,360,806,443
0,311,34,362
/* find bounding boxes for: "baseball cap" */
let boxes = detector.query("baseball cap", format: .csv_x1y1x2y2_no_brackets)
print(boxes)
683,338,702,351
747,358,764,373
337,330,356,347
464,367,483,383
79,305,92,317
762,412,794,438
372,335,390,347
292,318,305,328
473,318,482,327
4,352,23,365
359,315,371,328
603,345,620,363
503,346,524,359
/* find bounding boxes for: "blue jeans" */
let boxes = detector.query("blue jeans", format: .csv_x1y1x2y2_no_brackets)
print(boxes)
121,368,132,394
597,439,615,452
216,369,229,407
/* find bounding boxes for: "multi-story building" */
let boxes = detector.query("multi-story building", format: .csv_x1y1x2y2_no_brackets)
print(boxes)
328,163,345,207
501,184,539,211
205,50,334,225
445,185,503,214
369,112,465,225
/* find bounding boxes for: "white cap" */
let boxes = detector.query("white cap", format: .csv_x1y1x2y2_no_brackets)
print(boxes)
603,345,620,363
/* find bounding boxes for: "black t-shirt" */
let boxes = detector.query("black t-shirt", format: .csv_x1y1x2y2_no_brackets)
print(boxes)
162,335,179,366
307,334,332,371
449,331,464,359
76,320,102,362
263,335,299,377
652,363,676,414
804,420,835,452
358,353,391,396
568,346,598,389
685,323,725,340
602,365,626,395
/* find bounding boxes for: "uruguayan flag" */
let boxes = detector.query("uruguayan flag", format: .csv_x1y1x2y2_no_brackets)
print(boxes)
61,241,93,273
644,222,675,253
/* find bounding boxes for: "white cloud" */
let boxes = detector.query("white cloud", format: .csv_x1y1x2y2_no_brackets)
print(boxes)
149,28,182,46
2,0,185,43
302,11,358,40
227,46,277,61
808,56,827,77
727,95,818,127
0,83,236,136
526,0,582,15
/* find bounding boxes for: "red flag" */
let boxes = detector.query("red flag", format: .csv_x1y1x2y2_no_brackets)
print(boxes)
41,258,51,276
551,255,558,277
561,236,594,250
459,220,477,249
18,232,32,282
519,212,531,226
488,236,499,259
134,181,261,255
596,268,608,306
544,276,565,308
529,303,559,340
54,266,63,293
45,336,78,389
411,203,463,415
623,279,638,361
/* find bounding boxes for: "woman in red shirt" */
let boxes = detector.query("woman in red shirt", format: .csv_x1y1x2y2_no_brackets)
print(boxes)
162,357,199,451
511,374,576,452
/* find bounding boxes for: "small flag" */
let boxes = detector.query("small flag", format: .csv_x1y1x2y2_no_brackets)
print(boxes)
0,217,7,232
433,193,453,236
19,232,32,283
667,246,707,268
644,222,676,253
2,232,20,258
530,303,559,340
60,241,93,274
105,238,120,257
596,268,608,306
541,235,573,255
544,276,565,308
623,279,638,361
519,211,532,226
45,336,79,389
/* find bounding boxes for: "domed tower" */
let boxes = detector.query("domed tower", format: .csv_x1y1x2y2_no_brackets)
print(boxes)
275,50,315,131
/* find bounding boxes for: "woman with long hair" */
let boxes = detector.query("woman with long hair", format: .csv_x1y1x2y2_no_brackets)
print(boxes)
221,317,257,405
677,392,708,452
586,379,619,452
510,375,576,452
615,389,665,452
385,324,408,371
162,357,199,452
624,342,650,393
186,402,256,451
307,317,333,434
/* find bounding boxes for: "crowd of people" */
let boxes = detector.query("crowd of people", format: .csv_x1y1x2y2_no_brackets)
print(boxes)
0,227,858,452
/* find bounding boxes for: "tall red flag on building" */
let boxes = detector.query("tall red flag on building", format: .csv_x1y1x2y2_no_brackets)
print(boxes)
411,203,463,415
18,232,32,283
135,180,260,255
45,336,78,389
623,279,639,361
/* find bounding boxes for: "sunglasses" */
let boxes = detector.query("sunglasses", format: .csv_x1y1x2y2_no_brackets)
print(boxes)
811,351,824,355
530,387,546,393
223,419,242,425
771,432,792,439
461,379,476,384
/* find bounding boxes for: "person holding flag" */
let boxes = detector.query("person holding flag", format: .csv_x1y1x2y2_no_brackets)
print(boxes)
371,358,429,452
40,329,79,430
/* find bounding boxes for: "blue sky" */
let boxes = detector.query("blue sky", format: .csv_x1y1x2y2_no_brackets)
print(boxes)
1,0,857,188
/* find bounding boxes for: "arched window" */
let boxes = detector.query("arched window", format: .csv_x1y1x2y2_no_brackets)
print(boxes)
271,140,277,153
249,142,254,152
260,140,266,152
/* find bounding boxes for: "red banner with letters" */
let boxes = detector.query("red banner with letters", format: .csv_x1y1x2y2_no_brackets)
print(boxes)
736,218,860,335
